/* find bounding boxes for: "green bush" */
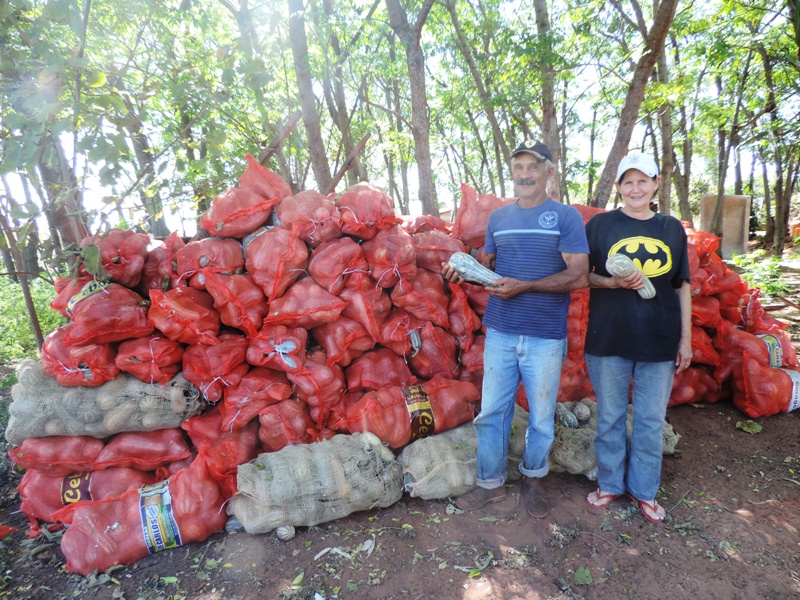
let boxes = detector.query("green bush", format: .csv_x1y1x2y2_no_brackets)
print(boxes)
0,276,65,364
731,250,791,297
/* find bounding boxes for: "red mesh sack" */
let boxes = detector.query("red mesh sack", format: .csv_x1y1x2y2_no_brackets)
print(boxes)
460,334,485,373
713,320,772,383
336,182,400,240
752,312,790,333
557,356,594,403
312,317,375,367
202,271,267,338
572,204,605,225
9,436,105,477
182,408,259,497
244,226,308,301
668,365,721,407
686,228,720,257
716,288,744,325
258,399,316,452
408,321,459,380
51,274,92,318
222,367,293,431
276,190,342,247
182,334,250,403
288,349,346,428
344,348,417,392
55,454,227,575
362,225,417,288
738,352,800,418
262,278,348,329
238,153,292,201
325,391,361,432
340,272,392,342
148,287,221,345
461,282,490,316
19,468,155,536
691,295,722,329
200,186,278,238
701,253,748,296
346,376,479,448
452,183,514,248
64,282,154,347
749,327,798,368
308,237,369,295
379,308,424,357
80,229,149,288
390,269,451,329
115,335,185,385
175,238,244,288
402,214,452,235
740,289,764,330
691,326,721,368
94,429,191,471
41,325,119,387
155,455,195,481
412,230,466,273
138,232,185,295
246,324,307,372
566,288,589,359
446,283,481,351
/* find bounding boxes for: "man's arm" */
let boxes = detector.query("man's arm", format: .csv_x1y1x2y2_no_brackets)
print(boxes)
488,252,589,299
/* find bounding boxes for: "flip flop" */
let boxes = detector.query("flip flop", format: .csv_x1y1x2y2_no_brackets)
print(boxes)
630,495,666,523
586,489,621,509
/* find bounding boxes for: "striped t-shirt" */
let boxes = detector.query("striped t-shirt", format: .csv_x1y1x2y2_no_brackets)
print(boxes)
482,198,589,339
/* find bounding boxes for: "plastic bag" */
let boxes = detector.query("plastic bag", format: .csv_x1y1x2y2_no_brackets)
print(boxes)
79,228,149,288
182,334,250,403
258,399,317,452
175,237,244,288
412,230,466,273
138,232,185,295
312,316,375,367
244,227,308,301
64,282,154,347
200,186,278,238
276,190,342,247
336,182,400,240
408,321,459,380
340,272,392,342
262,278,348,329
362,225,417,288
238,153,292,201
115,336,185,385
40,325,119,387
308,237,369,295
246,324,307,373
452,183,514,248
390,269,450,329
221,367,293,431
344,348,417,392
148,287,221,346
202,271,267,338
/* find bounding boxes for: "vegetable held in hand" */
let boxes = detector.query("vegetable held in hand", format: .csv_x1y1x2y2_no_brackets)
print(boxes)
605,253,656,299
447,252,501,286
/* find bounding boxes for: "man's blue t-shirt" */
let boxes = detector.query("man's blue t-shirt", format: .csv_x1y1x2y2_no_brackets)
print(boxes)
482,198,589,339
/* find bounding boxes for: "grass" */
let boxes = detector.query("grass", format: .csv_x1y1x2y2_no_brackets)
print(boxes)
0,276,64,364
730,250,791,297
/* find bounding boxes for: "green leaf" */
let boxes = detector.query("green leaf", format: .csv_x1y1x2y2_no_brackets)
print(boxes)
479,516,497,522
160,576,178,585
292,572,304,586
736,420,762,434
468,569,482,578
87,70,107,88
574,566,592,585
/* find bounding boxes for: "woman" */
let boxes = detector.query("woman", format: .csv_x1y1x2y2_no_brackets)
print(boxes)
583,152,692,523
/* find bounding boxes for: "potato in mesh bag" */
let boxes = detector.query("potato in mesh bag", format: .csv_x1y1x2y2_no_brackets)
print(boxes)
229,432,402,534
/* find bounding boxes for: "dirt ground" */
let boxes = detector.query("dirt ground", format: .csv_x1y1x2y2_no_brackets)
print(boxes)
1,273,800,599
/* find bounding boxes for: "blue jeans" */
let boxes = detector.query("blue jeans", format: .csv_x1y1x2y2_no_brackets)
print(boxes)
474,328,567,489
585,354,675,501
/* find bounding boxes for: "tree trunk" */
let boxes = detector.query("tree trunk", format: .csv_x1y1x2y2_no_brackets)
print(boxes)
288,0,333,192
533,0,560,200
591,0,680,207
386,0,437,216
760,146,775,246
655,49,674,215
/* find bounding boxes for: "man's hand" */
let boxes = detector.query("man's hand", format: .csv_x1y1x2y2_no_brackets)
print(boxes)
440,262,463,284
487,277,527,299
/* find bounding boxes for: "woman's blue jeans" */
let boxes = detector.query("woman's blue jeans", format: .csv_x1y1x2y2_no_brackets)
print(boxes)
585,354,675,501
474,328,567,489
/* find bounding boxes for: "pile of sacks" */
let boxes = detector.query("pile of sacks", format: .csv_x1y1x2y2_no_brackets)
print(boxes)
4,155,793,575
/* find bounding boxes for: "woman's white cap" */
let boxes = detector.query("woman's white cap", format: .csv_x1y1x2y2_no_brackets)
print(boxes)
616,152,659,182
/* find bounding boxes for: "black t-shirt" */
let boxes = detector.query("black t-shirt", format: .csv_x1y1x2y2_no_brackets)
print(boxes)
584,209,690,361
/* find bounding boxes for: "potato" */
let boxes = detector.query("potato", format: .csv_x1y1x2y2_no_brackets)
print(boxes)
103,402,136,431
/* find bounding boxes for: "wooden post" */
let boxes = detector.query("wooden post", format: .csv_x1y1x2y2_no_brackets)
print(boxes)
259,111,302,166
324,134,371,195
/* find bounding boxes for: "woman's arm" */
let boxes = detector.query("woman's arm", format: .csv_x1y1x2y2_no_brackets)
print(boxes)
675,280,692,373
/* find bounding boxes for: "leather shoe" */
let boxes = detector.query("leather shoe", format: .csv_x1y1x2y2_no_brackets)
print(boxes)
455,486,507,510
522,477,549,518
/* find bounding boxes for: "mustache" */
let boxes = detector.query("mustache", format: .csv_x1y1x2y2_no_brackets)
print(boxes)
516,178,537,186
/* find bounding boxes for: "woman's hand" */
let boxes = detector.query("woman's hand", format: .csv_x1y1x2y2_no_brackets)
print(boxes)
613,271,645,290
675,334,692,373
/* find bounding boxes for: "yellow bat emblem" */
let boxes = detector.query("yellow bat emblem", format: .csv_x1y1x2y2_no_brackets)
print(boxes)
607,236,672,277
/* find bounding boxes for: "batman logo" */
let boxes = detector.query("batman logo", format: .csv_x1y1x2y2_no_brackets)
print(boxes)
608,236,672,277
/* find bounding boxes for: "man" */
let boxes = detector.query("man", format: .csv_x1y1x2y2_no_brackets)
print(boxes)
443,140,589,518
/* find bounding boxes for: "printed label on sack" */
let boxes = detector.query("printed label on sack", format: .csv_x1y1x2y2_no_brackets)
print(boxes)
402,385,435,442
66,280,111,317
780,369,800,413
139,481,182,554
61,472,92,505
757,334,783,367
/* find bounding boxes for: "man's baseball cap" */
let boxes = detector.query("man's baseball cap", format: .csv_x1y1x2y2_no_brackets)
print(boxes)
616,152,659,182
511,139,553,162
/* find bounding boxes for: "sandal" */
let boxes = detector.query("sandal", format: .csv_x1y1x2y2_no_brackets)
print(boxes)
586,489,621,509
630,495,666,523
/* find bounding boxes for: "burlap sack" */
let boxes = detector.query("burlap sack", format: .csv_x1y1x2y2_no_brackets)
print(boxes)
229,432,403,534
5,359,204,445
